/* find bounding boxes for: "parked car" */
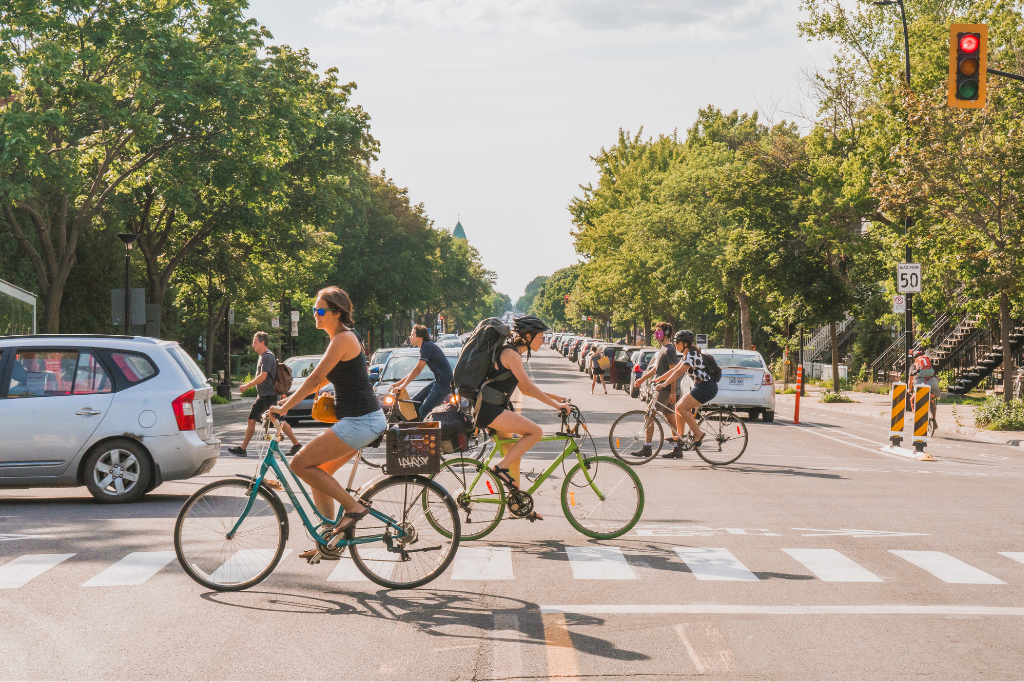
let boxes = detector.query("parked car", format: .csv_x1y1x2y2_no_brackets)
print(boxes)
278,354,328,425
549,333,563,350
0,335,220,503
557,334,573,355
704,348,776,421
611,346,642,390
372,347,460,404
370,347,400,368
568,337,590,363
577,340,598,372
629,348,660,398
437,338,464,349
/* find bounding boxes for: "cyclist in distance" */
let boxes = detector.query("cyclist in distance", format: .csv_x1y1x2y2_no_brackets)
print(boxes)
653,330,718,447
479,315,571,520
631,321,682,458
909,349,939,429
270,286,387,559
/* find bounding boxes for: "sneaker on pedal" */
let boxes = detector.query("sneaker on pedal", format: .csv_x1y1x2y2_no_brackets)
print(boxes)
630,444,653,459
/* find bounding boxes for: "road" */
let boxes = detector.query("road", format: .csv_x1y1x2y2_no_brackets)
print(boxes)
2,348,1024,680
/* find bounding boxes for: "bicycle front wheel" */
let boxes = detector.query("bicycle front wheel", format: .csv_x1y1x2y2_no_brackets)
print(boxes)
561,456,644,539
174,478,288,591
349,475,460,589
609,410,663,464
429,458,506,540
694,409,748,465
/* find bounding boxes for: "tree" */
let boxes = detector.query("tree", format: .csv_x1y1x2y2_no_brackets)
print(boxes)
516,275,547,313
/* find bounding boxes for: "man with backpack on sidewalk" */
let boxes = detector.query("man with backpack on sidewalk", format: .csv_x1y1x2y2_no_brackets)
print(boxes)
228,331,301,457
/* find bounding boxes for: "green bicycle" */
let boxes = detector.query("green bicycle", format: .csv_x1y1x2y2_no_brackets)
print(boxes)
173,417,461,591
428,405,644,540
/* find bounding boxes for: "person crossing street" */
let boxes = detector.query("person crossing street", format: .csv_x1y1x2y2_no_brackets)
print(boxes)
228,332,301,457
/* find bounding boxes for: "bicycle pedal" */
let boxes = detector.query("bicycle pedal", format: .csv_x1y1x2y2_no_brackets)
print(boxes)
306,552,322,565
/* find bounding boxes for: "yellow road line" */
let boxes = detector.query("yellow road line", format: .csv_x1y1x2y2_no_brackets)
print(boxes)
542,612,580,680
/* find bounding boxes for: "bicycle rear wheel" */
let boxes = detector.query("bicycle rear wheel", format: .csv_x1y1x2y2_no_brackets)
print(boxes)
561,456,644,539
174,479,288,591
609,410,663,464
429,458,506,540
348,475,460,589
694,408,747,465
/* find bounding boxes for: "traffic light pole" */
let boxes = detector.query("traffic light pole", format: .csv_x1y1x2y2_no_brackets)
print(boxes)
987,67,1024,83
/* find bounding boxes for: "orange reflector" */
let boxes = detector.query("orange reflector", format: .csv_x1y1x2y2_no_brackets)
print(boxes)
486,480,495,494
570,492,576,507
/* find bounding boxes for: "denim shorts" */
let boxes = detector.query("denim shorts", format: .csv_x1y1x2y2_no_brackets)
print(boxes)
689,380,719,405
331,409,387,449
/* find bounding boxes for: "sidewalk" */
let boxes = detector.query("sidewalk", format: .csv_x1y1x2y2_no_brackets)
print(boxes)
211,390,255,423
774,384,1024,449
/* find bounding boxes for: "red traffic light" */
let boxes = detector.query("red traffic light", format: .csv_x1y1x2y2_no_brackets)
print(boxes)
959,34,979,52
564,294,570,301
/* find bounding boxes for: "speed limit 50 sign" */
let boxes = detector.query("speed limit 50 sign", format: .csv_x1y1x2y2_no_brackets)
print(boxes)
897,263,922,293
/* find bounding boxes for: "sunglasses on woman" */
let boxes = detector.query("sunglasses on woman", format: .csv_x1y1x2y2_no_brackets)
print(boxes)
311,306,337,317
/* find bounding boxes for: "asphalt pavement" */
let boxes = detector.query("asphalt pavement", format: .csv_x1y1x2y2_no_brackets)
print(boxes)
3,348,1024,680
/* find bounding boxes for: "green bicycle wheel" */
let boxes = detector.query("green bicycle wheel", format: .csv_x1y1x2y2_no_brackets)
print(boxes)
428,458,506,540
561,456,644,539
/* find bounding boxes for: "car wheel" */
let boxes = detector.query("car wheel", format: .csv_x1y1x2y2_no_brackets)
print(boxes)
84,439,152,504
747,410,759,420
762,410,775,422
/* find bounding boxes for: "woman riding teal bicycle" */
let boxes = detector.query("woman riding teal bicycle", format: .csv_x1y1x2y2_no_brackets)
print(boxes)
270,286,386,558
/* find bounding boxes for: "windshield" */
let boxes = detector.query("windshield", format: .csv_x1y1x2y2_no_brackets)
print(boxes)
380,354,457,382
370,349,394,366
165,345,209,390
707,352,765,369
285,357,321,379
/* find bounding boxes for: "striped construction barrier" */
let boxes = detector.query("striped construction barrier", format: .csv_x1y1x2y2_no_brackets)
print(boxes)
889,383,906,447
913,385,936,460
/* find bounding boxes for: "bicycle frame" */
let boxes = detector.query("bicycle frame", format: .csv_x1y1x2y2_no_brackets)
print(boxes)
458,433,609,502
226,427,406,548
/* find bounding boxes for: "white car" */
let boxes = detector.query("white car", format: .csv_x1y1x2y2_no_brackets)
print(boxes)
703,348,776,421
0,335,220,502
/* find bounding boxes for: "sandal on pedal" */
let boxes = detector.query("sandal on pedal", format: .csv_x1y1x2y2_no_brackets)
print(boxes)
299,546,340,560
327,508,370,538
491,465,519,490
691,432,707,447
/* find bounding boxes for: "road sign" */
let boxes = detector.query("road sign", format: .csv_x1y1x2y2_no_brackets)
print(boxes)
271,316,280,328
228,308,234,325
893,295,906,313
290,320,298,337
896,263,922,293
695,333,708,350
290,310,299,322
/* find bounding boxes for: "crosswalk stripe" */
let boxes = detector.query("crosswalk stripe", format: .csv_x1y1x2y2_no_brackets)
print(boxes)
999,552,1024,565
209,549,291,584
0,553,75,589
82,551,177,587
327,556,368,582
673,547,758,581
451,547,515,580
325,547,396,582
889,550,1005,584
783,548,884,582
565,546,636,579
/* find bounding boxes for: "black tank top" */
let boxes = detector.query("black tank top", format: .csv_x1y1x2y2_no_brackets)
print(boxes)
487,348,520,406
325,331,381,419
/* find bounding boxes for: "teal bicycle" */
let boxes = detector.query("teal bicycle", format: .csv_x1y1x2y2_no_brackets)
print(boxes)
428,405,644,540
173,416,461,591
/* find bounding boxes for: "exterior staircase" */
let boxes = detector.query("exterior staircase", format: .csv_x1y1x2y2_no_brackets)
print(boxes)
805,314,856,363
947,324,1024,395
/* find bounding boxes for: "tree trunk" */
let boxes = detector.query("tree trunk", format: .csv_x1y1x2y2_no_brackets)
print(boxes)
643,313,652,347
1001,290,1013,403
723,296,736,348
736,288,753,350
830,321,841,391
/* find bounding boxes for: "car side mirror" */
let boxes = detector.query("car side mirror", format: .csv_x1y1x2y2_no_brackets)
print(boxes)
368,367,380,382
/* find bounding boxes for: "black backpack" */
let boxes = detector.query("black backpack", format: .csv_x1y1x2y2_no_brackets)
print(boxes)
427,401,473,453
453,318,514,410
700,351,722,383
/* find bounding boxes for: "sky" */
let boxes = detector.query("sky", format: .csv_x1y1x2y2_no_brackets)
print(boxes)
245,0,833,302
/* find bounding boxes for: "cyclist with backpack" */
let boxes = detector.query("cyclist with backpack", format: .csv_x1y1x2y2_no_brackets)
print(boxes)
456,315,570,519
653,330,721,451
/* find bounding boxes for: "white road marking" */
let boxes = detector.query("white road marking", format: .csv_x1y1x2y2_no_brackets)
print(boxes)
794,528,929,538
491,612,523,679
889,550,1005,584
327,556,368,582
209,549,291,584
565,545,636,579
541,604,1024,615
673,547,758,581
82,551,177,587
0,553,75,589
783,548,883,582
674,622,734,674
999,552,1024,565
0,534,54,543
451,546,515,580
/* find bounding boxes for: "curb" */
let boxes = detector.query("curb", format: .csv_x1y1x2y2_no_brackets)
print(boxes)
775,394,1024,449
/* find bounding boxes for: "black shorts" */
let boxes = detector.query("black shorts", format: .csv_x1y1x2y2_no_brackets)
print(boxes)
248,394,279,422
688,380,719,405
656,389,676,415
476,401,512,429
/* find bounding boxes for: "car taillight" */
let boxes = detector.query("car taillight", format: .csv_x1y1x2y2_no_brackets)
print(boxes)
763,372,773,385
172,390,196,431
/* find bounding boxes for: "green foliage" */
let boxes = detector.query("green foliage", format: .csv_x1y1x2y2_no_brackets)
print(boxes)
516,276,547,313
210,394,231,405
974,397,1024,431
821,389,854,403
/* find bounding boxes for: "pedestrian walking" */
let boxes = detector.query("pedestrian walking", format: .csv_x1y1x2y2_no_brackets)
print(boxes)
389,324,454,419
590,344,607,394
228,332,301,457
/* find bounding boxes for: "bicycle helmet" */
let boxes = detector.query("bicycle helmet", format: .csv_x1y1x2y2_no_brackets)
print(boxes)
673,329,695,344
512,315,549,358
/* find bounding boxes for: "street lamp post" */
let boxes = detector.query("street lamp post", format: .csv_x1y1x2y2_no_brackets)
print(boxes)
116,233,139,335
874,0,915,384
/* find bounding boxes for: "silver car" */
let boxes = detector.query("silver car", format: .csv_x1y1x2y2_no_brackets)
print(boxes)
704,349,776,421
0,335,220,502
